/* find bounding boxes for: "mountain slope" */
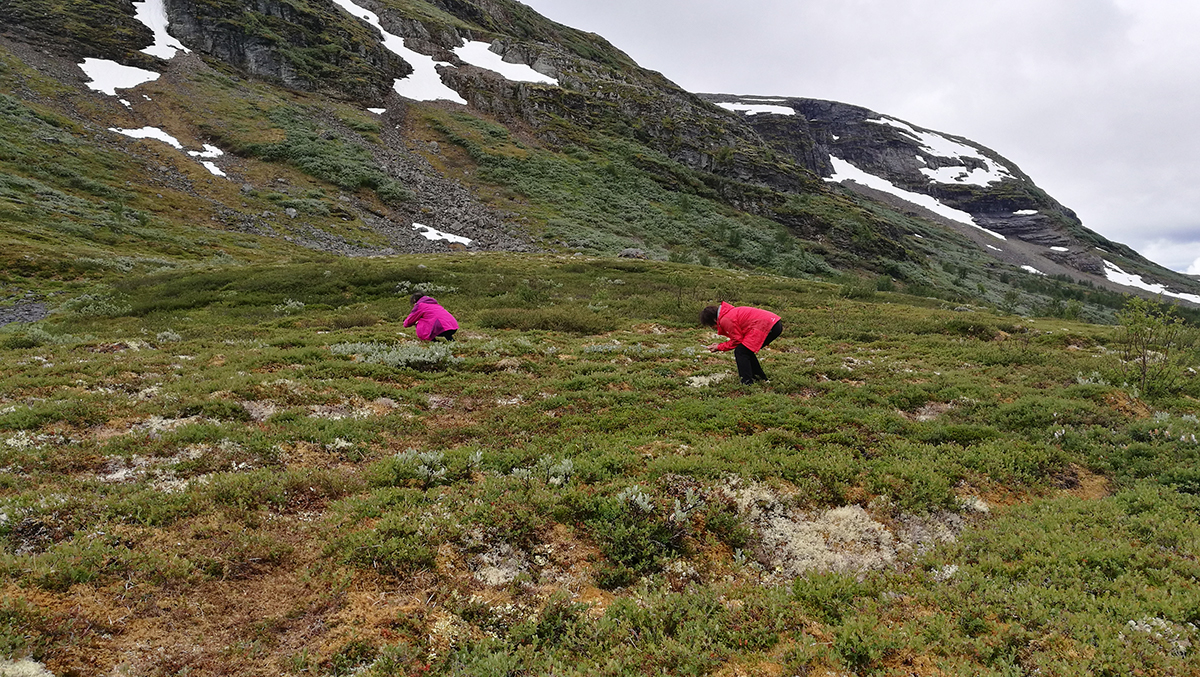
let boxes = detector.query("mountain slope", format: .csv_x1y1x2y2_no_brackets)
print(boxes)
1,0,1198,322
703,94,1200,309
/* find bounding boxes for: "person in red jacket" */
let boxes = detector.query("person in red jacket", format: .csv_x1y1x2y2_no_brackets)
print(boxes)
700,302,783,384
404,294,459,341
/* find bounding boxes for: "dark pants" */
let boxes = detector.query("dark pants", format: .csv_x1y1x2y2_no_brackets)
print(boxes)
734,320,783,384
435,329,456,342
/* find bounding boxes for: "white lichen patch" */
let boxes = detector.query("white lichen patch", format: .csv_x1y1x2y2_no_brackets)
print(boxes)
426,611,470,662
98,445,208,484
0,658,57,677
902,401,955,421
687,372,730,388
131,415,207,435
472,541,531,586
959,496,990,514
428,395,456,410
724,480,965,580
1121,617,1197,656
239,400,278,421
931,564,959,582
5,431,69,450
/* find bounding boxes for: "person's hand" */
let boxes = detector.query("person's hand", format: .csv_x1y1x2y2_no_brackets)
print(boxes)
705,343,720,352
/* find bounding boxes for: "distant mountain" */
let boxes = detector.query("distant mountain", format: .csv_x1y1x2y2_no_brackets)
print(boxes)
1,0,1197,319
702,94,1200,308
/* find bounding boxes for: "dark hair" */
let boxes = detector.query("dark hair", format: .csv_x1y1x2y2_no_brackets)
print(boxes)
410,293,425,305
699,305,719,327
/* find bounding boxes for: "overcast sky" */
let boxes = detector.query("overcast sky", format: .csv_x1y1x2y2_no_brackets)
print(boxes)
520,0,1200,274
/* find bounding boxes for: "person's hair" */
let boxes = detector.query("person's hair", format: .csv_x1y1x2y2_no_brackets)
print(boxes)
699,305,719,327
410,293,425,305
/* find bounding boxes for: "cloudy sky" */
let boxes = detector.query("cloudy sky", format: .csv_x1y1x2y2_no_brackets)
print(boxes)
520,0,1200,273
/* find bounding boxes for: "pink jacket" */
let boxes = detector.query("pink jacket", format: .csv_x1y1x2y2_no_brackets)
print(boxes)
403,296,458,341
713,302,781,353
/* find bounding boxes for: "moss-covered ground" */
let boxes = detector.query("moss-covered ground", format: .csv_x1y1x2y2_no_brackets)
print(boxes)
2,254,1199,676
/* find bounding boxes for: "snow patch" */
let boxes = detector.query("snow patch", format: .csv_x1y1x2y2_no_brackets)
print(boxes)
1103,261,1200,304
109,126,183,148
133,0,190,59
825,156,1005,240
1015,209,1039,215
413,222,472,245
716,102,795,116
199,162,227,177
1050,246,1069,252
188,144,223,159
367,107,386,114
454,41,557,85
80,58,159,95
330,0,466,103
1021,265,1046,276
109,129,229,178
867,117,1012,186
987,245,1002,251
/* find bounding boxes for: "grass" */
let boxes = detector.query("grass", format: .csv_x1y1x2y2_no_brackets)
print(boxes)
1,253,1199,675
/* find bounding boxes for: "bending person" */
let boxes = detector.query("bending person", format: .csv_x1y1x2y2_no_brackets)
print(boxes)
404,293,459,341
700,303,783,385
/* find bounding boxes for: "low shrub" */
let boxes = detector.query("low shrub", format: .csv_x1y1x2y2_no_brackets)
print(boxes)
475,307,615,334
329,341,462,370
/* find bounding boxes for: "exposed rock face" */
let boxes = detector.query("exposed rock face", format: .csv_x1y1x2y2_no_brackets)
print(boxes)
164,0,412,100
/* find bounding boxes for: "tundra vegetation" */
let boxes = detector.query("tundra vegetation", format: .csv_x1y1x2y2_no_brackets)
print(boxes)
1,2,1200,672
2,254,1199,676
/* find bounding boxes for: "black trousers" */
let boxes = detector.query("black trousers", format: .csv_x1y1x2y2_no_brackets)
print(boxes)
435,329,457,341
734,320,783,384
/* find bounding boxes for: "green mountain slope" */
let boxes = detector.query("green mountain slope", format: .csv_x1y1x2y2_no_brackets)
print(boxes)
4,0,1194,324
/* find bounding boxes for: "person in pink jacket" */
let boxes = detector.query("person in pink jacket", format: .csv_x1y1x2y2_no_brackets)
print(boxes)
404,294,459,341
700,302,783,384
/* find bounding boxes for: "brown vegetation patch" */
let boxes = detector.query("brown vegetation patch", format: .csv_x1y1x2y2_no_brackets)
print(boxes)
1055,464,1112,500
1105,391,1154,419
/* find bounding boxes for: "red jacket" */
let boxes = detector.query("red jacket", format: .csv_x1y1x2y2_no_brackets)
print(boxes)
713,302,781,352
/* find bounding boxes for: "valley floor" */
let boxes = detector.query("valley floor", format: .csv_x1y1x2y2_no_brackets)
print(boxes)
2,254,1199,676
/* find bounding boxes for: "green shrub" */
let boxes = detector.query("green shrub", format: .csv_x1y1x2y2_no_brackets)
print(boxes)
178,400,251,422
835,616,897,671
475,307,615,334
326,513,437,576
793,571,875,624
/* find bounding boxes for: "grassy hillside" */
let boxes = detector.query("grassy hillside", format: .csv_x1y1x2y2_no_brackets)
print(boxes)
2,254,1199,676
0,16,1182,325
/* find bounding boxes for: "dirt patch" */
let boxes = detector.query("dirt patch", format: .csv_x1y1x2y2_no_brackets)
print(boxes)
1056,464,1112,500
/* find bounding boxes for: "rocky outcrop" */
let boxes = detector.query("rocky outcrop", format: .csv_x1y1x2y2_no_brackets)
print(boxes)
163,0,412,101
